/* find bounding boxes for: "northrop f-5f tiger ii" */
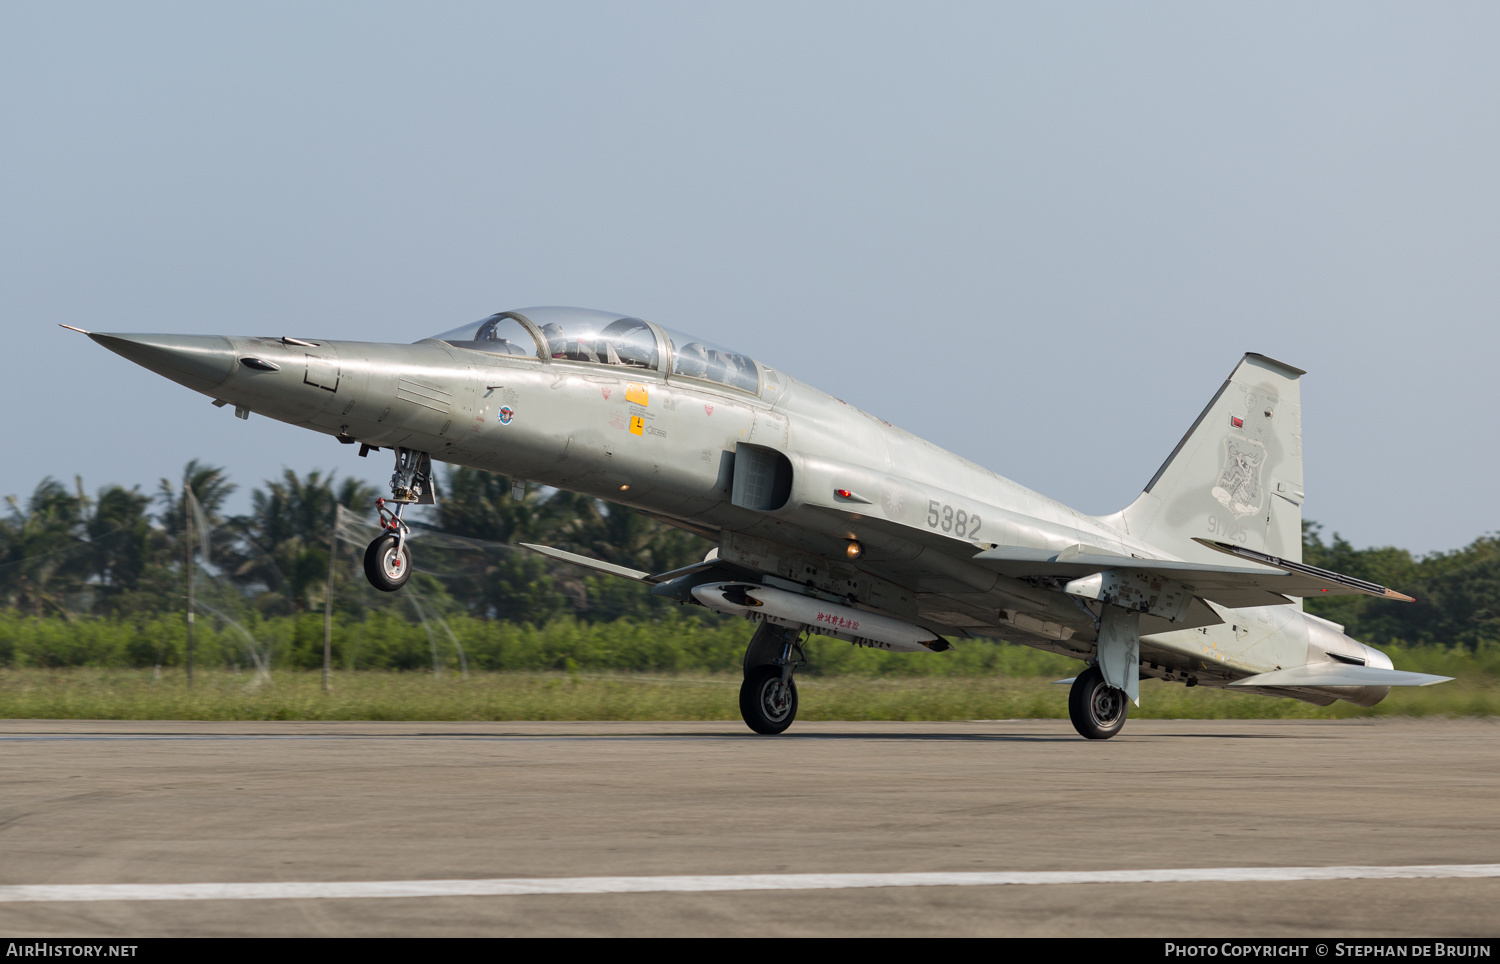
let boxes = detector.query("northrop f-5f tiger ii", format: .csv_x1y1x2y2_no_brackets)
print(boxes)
74,305,1450,738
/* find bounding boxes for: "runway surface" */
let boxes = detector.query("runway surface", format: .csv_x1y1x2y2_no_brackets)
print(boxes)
1,717,1497,937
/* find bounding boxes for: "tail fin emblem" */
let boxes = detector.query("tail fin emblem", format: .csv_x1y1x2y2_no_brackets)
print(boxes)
1212,436,1266,518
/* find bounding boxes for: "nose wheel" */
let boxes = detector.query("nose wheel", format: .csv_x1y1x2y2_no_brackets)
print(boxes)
363,496,414,592
364,530,412,592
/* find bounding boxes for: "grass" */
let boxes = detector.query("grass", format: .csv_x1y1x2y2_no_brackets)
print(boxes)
0,668,1496,722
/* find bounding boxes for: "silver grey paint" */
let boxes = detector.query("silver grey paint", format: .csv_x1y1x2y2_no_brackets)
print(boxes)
83,311,1447,708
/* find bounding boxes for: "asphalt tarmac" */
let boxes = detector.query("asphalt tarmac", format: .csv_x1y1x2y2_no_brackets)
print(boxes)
1,717,1497,937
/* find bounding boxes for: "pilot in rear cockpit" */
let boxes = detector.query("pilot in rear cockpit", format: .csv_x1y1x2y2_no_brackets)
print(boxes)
676,342,710,378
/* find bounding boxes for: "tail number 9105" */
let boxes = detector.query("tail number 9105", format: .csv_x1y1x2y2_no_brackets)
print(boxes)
927,500,982,538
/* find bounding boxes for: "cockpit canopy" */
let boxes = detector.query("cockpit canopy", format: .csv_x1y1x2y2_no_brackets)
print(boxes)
658,324,759,394
428,306,762,394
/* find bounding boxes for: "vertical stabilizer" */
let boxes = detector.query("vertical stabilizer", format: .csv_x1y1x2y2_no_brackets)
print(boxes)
1107,354,1305,566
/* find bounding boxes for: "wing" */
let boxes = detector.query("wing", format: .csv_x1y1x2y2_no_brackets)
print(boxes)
518,543,721,585
519,543,653,581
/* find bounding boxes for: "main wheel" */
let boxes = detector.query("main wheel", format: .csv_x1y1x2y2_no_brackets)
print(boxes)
1068,665,1128,740
740,664,799,735
363,533,412,592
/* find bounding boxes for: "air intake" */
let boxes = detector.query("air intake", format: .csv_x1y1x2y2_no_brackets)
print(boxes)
731,443,793,511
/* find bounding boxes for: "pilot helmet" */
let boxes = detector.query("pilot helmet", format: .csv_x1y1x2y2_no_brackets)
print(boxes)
677,342,710,377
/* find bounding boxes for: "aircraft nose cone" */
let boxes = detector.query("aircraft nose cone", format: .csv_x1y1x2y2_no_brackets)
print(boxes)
89,332,237,394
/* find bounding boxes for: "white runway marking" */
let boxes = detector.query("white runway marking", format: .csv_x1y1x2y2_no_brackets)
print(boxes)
3,865,1499,903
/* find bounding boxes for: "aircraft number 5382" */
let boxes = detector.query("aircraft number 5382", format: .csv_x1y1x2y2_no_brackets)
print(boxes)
928,500,982,539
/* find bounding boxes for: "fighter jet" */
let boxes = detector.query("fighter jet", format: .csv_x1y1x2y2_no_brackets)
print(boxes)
73,306,1450,738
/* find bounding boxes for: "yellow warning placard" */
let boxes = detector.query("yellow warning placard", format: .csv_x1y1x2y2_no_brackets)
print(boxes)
629,415,645,436
625,383,649,406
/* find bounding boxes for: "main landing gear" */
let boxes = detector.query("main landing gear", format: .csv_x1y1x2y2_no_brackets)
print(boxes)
362,448,434,593
739,623,807,734
1068,664,1129,740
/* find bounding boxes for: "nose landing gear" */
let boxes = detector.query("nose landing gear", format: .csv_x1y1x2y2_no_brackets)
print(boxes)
364,501,412,592
362,448,434,593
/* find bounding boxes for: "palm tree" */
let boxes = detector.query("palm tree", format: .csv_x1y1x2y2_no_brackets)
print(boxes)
156,461,236,561
426,467,564,621
429,466,711,622
227,469,377,612
0,478,88,615
86,485,159,613
433,467,545,544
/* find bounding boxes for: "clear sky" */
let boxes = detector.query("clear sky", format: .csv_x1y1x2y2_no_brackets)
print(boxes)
2,2,1495,555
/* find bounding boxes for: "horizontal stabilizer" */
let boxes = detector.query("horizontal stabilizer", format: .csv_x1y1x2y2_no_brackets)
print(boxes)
1194,539,1415,602
972,545,1289,607
971,542,1413,607
1229,664,1452,688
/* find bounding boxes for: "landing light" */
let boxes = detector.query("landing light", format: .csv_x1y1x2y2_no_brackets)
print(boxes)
846,540,862,560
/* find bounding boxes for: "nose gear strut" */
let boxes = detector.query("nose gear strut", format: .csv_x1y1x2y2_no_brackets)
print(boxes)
362,448,434,592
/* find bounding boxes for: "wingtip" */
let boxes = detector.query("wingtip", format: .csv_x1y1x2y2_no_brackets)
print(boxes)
58,324,91,335
1384,589,1416,603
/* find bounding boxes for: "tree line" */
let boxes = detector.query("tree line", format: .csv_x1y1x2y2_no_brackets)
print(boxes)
0,463,1496,650
0,464,711,625
1302,522,1500,649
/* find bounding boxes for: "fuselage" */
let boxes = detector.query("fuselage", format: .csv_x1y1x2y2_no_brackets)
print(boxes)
89,308,1394,708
